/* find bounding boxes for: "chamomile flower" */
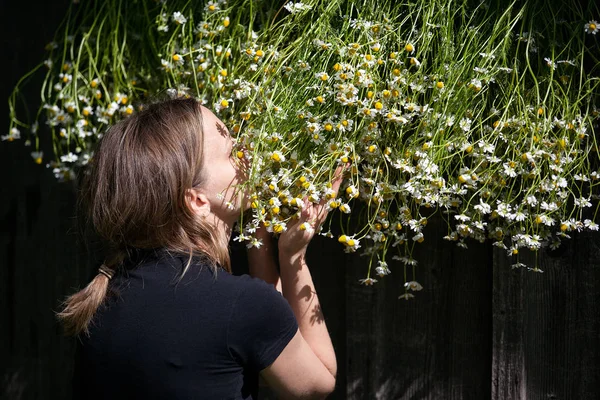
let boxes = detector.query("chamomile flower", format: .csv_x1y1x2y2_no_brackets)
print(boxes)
30,151,44,164
172,11,187,25
459,117,472,132
172,53,184,66
206,1,220,12
468,78,482,91
297,60,311,71
6,127,21,141
345,185,359,199
61,152,78,163
284,1,312,13
584,20,599,34
270,151,285,163
584,220,599,231
404,281,423,291
375,261,390,277
215,98,233,112
315,72,330,81
339,203,351,213
298,222,315,233
359,277,378,286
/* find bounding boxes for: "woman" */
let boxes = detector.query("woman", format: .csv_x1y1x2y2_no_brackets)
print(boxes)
58,98,341,399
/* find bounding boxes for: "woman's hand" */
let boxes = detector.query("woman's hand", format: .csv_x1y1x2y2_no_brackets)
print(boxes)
278,166,346,262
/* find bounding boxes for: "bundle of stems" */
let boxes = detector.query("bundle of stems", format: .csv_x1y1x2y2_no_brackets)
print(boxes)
7,0,600,295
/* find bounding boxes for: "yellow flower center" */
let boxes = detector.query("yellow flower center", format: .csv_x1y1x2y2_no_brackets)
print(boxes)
560,223,568,231
220,99,229,108
273,224,284,233
405,43,414,52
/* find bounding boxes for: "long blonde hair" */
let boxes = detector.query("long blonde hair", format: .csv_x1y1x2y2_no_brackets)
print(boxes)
57,98,230,336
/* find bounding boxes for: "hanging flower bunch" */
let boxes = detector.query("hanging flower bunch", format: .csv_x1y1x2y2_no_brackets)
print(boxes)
7,0,600,297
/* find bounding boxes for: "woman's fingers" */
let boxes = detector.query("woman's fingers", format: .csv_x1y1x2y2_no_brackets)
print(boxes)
330,165,346,194
287,165,348,231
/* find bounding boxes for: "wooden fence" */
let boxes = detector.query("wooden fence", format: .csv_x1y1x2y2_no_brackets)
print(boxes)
2,1,599,399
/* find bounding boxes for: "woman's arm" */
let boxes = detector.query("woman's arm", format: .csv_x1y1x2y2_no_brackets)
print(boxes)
277,249,337,378
271,166,345,379
247,228,282,293
256,167,345,398
247,223,336,377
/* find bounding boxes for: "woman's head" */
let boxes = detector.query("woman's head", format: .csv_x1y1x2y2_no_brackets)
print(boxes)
83,97,246,266
59,97,246,335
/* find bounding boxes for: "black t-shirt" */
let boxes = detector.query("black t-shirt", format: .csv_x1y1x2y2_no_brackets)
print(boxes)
73,250,298,399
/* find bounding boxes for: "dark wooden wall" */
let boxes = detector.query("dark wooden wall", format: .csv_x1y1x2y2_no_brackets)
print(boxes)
2,2,599,399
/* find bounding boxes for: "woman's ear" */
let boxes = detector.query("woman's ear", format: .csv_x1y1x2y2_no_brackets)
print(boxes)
186,188,211,217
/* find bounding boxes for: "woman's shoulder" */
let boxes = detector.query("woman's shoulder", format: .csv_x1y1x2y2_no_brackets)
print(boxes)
115,250,277,299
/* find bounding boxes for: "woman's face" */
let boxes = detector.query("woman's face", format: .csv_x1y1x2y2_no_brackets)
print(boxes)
199,106,250,222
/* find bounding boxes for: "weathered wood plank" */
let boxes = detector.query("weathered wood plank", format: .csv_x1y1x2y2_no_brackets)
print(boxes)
305,229,349,399
492,229,600,399
346,214,493,399
1,1,80,399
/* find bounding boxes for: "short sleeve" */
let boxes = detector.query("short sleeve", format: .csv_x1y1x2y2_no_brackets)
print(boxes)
227,276,298,371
